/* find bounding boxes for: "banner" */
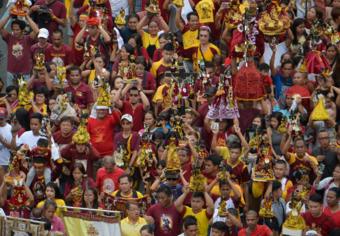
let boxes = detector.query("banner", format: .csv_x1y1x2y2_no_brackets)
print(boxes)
103,192,149,217
61,207,121,236
0,216,45,236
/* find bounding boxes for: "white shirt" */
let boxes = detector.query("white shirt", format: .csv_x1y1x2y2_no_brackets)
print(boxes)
316,177,339,206
0,208,6,217
109,0,129,17
16,131,46,150
295,0,315,18
0,123,12,166
212,197,235,223
263,42,288,72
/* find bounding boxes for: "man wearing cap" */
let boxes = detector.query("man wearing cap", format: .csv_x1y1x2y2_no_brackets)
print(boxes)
0,107,12,170
75,17,111,64
112,114,140,172
31,28,51,60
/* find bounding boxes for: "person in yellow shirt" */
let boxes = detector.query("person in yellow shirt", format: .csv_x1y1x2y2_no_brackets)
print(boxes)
174,185,214,236
175,10,200,50
182,26,221,72
150,43,175,82
120,202,148,236
137,12,170,59
152,72,173,115
36,182,66,218
112,174,144,199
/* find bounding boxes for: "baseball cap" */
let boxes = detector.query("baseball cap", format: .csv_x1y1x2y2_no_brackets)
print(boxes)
121,114,133,123
38,28,49,39
0,107,7,118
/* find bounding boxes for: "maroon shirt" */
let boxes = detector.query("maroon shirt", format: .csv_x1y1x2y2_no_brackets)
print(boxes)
112,132,140,154
52,130,74,149
60,143,100,178
45,44,74,66
34,0,66,34
71,24,84,66
2,33,35,74
31,42,51,60
146,203,182,236
64,82,94,109
138,71,156,93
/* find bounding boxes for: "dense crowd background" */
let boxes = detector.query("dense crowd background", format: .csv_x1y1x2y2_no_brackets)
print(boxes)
0,0,339,235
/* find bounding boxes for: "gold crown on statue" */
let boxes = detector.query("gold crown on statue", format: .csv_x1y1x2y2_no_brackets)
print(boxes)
96,85,111,108
34,53,45,70
145,0,160,14
259,13,285,36
72,122,90,144
115,8,126,26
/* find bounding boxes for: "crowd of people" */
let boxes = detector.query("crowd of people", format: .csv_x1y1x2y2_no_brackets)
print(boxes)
0,0,339,235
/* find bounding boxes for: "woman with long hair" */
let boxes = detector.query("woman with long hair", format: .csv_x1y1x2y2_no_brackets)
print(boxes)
64,162,96,207
36,182,66,217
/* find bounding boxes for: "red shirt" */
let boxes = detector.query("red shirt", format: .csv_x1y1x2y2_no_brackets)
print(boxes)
96,167,124,193
34,0,66,34
64,82,94,109
45,44,74,66
146,204,182,236
87,111,121,156
131,104,145,132
152,48,162,62
2,33,35,74
238,225,272,236
302,211,336,235
324,207,340,227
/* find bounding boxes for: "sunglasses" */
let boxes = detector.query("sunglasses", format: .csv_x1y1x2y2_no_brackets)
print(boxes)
167,178,178,181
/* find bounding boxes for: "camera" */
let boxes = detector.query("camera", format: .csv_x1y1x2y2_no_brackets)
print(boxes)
31,5,52,28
